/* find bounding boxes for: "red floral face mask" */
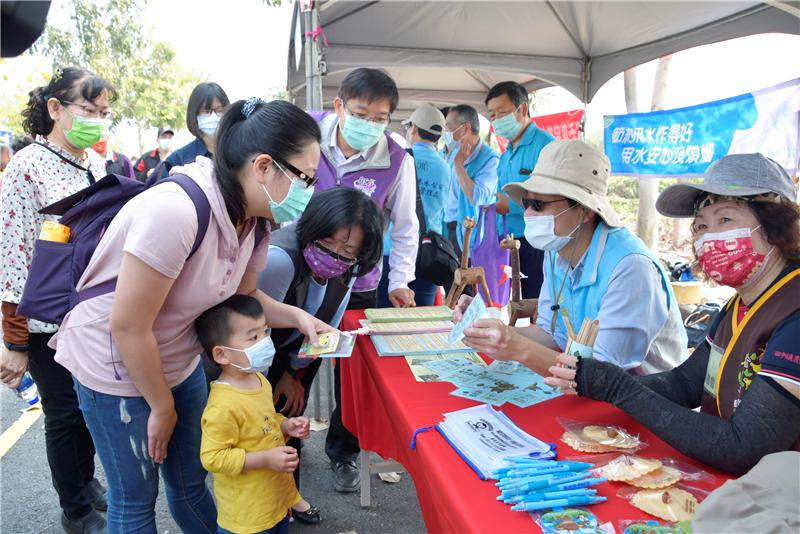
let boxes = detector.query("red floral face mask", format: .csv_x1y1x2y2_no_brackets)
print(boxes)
694,226,767,288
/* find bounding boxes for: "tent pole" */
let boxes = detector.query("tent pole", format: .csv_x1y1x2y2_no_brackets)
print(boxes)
303,1,323,110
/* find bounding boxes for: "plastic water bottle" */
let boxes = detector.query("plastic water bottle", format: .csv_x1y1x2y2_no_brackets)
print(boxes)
15,373,40,406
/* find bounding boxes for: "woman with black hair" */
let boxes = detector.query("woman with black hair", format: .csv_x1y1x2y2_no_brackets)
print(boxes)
0,66,114,533
254,188,384,523
165,82,230,170
52,97,330,533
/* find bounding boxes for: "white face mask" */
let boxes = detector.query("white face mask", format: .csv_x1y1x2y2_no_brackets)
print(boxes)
197,112,221,137
523,205,579,251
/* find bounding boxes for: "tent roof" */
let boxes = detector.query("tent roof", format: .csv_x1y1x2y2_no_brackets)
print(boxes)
287,1,799,113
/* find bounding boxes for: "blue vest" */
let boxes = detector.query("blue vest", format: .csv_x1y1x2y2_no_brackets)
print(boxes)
545,223,679,339
455,143,498,250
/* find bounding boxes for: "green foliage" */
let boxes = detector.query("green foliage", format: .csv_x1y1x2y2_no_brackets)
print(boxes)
34,0,200,135
0,59,51,137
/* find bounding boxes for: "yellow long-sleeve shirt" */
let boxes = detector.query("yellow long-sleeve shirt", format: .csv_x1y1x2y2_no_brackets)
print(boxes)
200,372,301,533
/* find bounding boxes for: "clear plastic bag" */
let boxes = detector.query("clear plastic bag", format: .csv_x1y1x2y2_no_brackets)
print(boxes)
618,518,687,533
618,483,709,522
557,418,645,453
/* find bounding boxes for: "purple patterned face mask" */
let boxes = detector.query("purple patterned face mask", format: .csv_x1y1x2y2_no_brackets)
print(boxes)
302,241,357,279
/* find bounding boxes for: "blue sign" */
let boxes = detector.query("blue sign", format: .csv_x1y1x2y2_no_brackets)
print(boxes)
604,79,800,176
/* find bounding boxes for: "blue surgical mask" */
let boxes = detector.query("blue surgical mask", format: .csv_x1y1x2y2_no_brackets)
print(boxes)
197,112,221,137
492,106,523,140
222,335,275,373
262,162,314,224
341,111,385,152
442,131,454,146
523,205,579,251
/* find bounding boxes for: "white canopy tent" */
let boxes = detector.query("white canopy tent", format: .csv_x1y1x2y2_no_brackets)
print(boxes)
287,1,799,117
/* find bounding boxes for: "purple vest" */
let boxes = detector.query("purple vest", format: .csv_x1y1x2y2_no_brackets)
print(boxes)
309,111,408,291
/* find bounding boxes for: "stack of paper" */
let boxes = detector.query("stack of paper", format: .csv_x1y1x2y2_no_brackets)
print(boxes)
422,359,561,408
364,306,453,323
436,404,552,479
360,319,454,335
372,331,474,356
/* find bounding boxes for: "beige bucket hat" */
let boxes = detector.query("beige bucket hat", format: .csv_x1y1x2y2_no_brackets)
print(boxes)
503,139,622,227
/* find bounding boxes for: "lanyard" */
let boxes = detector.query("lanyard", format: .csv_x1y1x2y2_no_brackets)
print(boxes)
34,141,96,184
547,219,587,336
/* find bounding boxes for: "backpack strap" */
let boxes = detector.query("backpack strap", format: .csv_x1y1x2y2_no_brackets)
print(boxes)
165,173,211,260
76,174,211,304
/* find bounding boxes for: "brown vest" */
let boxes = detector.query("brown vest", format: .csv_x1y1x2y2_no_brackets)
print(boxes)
701,268,800,418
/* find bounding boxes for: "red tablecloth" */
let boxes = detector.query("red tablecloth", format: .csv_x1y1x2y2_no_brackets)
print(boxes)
340,311,732,534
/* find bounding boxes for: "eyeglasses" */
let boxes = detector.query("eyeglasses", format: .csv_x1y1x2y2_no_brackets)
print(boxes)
314,241,357,265
344,106,390,126
521,198,569,212
276,160,318,189
61,101,113,121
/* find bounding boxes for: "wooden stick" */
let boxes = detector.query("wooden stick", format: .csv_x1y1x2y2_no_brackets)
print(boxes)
577,318,590,344
588,320,600,346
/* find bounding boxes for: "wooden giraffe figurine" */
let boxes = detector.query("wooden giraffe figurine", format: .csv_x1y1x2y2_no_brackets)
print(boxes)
445,217,494,308
501,234,538,326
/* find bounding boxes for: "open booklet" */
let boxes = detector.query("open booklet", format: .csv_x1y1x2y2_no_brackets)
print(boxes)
435,404,553,480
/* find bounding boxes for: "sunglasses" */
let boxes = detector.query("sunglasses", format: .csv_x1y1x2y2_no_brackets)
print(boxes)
277,160,318,189
521,198,569,212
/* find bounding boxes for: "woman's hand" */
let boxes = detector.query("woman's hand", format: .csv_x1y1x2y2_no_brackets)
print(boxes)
544,353,579,394
147,405,177,464
0,346,28,389
452,294,473,322
294,308,335,347
274,371,305,417
463,318,520,360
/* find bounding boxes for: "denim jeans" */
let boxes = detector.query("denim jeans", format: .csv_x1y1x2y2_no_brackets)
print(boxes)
75,361,216,533
217,515,289,534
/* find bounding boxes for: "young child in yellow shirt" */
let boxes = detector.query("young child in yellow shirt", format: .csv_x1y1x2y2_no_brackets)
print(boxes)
197,295,319,534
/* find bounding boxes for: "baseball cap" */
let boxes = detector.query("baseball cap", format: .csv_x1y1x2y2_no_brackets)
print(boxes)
157,126,175,137
657,153,798,218
503,139,622,227
402,104,445,135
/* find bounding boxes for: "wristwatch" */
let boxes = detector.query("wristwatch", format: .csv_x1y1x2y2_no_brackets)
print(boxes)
3,340,30,352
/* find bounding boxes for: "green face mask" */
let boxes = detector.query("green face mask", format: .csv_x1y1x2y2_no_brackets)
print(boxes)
62,107,109,150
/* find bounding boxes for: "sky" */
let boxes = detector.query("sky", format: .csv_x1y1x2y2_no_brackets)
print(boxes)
2,0,799,155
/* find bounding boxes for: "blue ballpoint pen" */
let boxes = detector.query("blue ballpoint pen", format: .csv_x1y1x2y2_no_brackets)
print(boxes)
511,495,607,512
505,472,593,496
507,488,597,504
505,463,595,477
499,472,586,493
548,477,608,492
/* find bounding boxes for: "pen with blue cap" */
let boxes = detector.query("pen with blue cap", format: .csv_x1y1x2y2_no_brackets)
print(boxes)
511,495,607,512
501,488,597,504
548,477,607,492
500,472,593,497
502,462,595,478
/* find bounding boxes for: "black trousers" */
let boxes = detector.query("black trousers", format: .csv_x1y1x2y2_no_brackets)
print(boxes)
324,289,376,464
519,236,545,299
267,353,323,489
27,333,97,520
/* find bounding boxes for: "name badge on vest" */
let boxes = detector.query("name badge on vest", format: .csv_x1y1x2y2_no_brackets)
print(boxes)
519,168,532,176
703,343,725,396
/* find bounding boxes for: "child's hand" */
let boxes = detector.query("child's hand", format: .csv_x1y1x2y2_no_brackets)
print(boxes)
263,446,299,473
283,417,310,439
